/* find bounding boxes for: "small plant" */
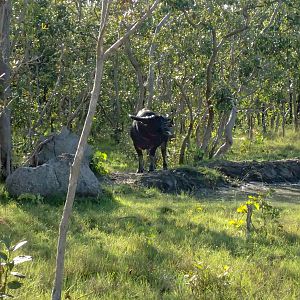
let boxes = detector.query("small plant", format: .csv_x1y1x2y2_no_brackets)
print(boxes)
17,193,44,204
229,193,281,237
0,239,32,298
184,261,231,298
91,151,109,175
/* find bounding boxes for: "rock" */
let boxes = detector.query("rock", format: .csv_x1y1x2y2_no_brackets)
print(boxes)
6,154,100,198
34,127,93,165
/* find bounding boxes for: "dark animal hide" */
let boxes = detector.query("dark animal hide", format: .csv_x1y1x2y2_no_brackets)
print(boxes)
129,109,173,173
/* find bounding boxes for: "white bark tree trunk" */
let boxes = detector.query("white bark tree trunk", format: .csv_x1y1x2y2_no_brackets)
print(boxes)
51,1,161,299
51,1,111,299
213,105,237,158
146,12,170,109
0,0,12,178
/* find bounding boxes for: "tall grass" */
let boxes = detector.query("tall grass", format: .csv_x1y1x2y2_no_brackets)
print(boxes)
225,129,300,161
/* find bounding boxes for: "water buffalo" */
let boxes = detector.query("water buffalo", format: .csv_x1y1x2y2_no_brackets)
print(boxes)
129,109,173,173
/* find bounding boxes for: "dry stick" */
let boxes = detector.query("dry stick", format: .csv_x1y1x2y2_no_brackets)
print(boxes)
51,1,161,300
23,135,54,166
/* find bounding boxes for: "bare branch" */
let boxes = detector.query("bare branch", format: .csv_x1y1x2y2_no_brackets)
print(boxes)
260,0,283,34
103,0,160,59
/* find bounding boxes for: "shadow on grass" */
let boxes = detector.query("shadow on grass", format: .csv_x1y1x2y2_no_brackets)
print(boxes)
11,187,121,234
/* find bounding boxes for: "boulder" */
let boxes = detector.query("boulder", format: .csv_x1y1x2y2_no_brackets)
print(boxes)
33,127,93,166
6,154,100,198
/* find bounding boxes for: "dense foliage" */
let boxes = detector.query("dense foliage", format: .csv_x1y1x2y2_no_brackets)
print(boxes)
3,0,298,165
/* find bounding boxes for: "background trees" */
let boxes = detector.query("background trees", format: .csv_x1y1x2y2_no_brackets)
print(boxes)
3,0,300,168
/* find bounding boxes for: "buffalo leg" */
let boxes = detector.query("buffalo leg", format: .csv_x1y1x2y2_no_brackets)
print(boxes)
161,141,168,170
149,147,157,172
134,146,144,173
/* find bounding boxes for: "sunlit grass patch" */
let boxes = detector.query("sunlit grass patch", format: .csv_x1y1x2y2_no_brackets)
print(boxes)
228,129,300,161
0,185,299,299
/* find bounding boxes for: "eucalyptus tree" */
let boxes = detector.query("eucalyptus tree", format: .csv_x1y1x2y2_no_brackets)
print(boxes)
51,1,161,299
0,0,12,178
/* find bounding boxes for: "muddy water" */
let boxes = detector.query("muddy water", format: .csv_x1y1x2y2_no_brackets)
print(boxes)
210,182,300,203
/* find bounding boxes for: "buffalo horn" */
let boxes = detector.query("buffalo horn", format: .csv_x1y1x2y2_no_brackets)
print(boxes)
129,115,156,122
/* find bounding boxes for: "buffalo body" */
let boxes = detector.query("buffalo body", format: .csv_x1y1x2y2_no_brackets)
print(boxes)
129,109,173,173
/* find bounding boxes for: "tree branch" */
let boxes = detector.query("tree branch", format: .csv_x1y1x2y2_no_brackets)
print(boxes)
103,0,160,60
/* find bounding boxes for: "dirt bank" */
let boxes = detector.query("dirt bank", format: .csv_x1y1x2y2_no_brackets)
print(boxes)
207,159,300,183
108,159,300,194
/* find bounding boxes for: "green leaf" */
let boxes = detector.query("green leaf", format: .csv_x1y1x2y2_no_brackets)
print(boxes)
11,241,27,252
0,238,11,251
10,272,26,278
7,281,22,290
12,255,32,265
237,205,248,213
229,219,245,227
253,202,260,210
0,251,8,261
6,261,14,271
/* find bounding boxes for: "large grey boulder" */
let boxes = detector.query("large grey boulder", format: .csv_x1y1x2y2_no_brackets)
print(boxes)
33,127,93,166
6,154,100,198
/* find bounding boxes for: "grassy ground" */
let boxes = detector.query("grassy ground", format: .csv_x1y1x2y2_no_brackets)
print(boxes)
93,129,300,174
226,129,300,162
1,184,299,299
1,129,299,299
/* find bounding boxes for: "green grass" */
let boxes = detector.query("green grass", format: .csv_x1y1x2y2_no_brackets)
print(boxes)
226,129,300,161
1,185,299,299
91,129,300,176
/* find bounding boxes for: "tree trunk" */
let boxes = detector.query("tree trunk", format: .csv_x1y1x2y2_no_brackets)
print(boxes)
262,102,267,136
124,38,146,112
146,12,170,109
112,53,121,143
293,78,299,131
200,29,217,154
51,2,111,299
270,108,275,132
209,111,228,158
51,1,160,299
281,100,286,138
175,81,193,165
247,110,254,140
275,111,280,133
288,79,293,124
201,107,214,153
213,105,238,158
0,0,12,178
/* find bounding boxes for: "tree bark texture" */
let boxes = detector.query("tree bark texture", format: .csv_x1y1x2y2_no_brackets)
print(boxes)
146,12,170,109
0,0,12,178
51,1,161,299
124,38,146,112
51,2,111,299
213,105,238,158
